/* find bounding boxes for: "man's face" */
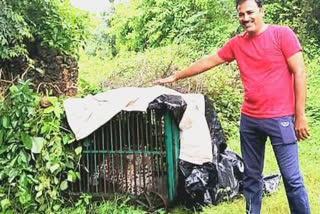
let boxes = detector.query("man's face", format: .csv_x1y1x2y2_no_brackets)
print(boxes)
237,0,264,35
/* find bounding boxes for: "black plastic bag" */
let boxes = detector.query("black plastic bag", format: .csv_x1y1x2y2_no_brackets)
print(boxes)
178,160,219,210
148,94,186,122
179,150,244,209
263,174,282,195
204,96,227,162
148,94,281,210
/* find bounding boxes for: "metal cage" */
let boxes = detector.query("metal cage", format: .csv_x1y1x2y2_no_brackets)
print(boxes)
70,109,180,207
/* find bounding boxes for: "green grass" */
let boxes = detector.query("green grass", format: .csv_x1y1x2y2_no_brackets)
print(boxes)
59,197,150,214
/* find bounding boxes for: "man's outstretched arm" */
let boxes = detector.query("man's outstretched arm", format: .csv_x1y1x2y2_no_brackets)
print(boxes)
153,53,225,85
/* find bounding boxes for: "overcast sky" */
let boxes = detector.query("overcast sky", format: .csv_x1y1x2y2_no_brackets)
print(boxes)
70,0,109,12
70,0,127,13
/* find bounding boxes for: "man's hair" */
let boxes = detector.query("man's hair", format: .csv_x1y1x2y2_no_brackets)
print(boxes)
235,0,262,9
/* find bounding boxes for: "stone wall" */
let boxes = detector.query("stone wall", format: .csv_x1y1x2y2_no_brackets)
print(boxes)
0,43,78,97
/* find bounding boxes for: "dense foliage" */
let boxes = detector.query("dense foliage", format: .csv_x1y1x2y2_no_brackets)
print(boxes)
0,81,80,213
0,0,88,60
264,0,320,57
107,0,237,54
87,0,320,58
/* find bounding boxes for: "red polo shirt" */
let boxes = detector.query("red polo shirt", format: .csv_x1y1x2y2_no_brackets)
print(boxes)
217,25,302,118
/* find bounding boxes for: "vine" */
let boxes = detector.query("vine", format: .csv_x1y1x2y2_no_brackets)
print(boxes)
0,80,81,213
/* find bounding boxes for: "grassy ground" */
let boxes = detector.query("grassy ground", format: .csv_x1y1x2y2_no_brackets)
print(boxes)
61,119,319,214
170,119,320,214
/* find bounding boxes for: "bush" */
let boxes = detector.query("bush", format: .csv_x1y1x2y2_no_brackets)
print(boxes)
203,62,242,138
306,55,320,121
0,0,89,60
0,80,80,213
78,43,204,90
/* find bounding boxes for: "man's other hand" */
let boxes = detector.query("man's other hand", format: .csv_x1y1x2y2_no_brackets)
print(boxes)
294,115,310,141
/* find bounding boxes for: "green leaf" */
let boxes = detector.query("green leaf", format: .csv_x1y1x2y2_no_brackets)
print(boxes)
8,169,18,183
1,38,7,46
19,151,29,163
54,105,63,118
40,124,50,134
21,132,32,149
0,146,8,155
9,156,18,168
67,170,77,182
2,117,10,128
1,199,10,210
62,135,70,144
60,180,68,191
39,204,47,212
65,160,74,169
31,137,46,154
50,164,60,173
43,106,54,114
75,146,82,155
53,204,61,211
36,191,42,198
27,175,38,184
47,96,58,105
19,191,31,205
0,130,4,146
54,177,59,185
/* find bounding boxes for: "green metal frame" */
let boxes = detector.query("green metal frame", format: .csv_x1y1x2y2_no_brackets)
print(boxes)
164,112,180,202
74,110,180,204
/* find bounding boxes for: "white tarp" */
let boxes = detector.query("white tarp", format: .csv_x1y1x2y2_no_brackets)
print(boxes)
64,86,212,165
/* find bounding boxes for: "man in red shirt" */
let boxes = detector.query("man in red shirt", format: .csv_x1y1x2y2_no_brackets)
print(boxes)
154,0,310,213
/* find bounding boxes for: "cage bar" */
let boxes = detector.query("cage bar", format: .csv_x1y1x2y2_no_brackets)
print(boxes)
70,109,180,207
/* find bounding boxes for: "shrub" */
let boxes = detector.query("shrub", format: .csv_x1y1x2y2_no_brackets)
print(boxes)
0,80,80,213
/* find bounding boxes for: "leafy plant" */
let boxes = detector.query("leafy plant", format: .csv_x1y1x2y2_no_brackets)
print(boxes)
203,63,242,138
0,0,89,60
101,0,238,55
0,80,80,213
264,0,320,58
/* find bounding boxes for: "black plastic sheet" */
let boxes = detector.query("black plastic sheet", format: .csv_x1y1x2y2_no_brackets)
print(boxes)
204,96,228,163
178,161,219,210
148,94,187,125
263,174,282,195
217,149,244,199
178,150,245,210
148,94,281,210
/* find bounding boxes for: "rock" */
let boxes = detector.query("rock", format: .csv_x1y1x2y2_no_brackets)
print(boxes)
40,96,52,108
1,43,79,97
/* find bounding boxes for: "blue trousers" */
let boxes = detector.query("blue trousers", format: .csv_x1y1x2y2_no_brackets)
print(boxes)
240,114,310,214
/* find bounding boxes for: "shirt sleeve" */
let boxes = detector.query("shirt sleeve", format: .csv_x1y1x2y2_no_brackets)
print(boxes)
279,26,302,59
217,37,236,62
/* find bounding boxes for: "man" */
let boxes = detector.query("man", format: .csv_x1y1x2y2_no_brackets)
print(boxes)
154,0,310,213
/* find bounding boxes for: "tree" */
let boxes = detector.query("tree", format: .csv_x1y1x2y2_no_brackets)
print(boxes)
107,0,238,54
264,0,320,57
0,0,89,97
0,0,88,60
